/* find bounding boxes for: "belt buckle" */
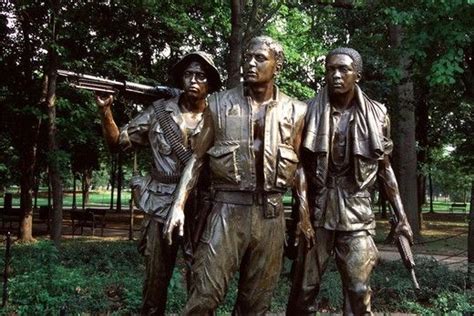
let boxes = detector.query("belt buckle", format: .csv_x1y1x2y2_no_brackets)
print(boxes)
253,192,264,205
327,176,336,188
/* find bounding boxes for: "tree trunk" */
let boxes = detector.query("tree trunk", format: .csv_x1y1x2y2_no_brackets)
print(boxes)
33,176,39,211
417,174,425,231
428,169,434,213
116,153,123,212
227,0,244,88
81,175,86,210
46,2,63,245
72,174,77,210
110,155,116,210
16,4,39,243
47,169,52,209
46,71,63,245
389,25,420,239
82,169,92,206
467,179,473,289
19,138,37,242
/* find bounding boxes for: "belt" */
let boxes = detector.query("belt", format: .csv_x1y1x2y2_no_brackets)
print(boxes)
151,168,181,184
213,191,282,206
326,175,351,188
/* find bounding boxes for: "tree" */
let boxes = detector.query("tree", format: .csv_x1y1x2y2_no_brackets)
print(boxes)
227,0,284,87
1,2,48,242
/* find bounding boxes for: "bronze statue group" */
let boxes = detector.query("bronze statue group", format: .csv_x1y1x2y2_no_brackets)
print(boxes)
96,36,414,316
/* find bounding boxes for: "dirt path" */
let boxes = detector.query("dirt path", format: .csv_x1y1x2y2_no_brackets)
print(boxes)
378,245,468,272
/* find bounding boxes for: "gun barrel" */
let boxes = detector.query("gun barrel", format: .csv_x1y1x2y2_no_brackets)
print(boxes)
410,269,420,290
124,81,163,97
58,69,123,86
57,69,181,102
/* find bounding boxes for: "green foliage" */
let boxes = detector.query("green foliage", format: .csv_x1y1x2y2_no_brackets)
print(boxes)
383,0,472,87
0,240,143,314
0,241,472,314
267,4,325,99
426,147,472,201
46,149,71,182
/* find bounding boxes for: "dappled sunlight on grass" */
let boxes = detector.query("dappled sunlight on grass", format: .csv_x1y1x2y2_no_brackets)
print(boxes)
374,214,468,256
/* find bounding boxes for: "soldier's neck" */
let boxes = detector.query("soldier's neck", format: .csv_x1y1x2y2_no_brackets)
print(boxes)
330,90,355,112
180,95,206,114
247,81,274,104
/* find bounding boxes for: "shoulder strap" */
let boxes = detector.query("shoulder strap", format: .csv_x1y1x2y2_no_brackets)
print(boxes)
153,101,193,165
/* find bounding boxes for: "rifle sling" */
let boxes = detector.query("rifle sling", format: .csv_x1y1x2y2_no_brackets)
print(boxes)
153,101,193,165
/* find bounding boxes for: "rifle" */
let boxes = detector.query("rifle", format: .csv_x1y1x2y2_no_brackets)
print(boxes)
388,211,420,289
57,69,180,103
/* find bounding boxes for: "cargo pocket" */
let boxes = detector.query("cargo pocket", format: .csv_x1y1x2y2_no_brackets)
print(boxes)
312,189,327,224
346,191,374,224
275,144,299,188
264,194,283,219
207,143,241,184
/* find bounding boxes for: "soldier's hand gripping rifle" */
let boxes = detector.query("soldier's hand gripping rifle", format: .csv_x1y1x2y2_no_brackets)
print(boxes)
57,69,180,103
388,211,420,290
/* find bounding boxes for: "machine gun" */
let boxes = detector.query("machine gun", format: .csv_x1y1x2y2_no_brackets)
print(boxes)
388,211,420,290
57,69,180,103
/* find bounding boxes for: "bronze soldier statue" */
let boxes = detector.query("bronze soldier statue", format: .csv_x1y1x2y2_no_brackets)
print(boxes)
286,47,414,315
165,36,315,315
95,52,221,316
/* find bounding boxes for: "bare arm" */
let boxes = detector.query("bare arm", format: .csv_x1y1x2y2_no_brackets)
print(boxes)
164,108,215,244
294,165,315,247
378,155,414,244
293,114,315,247
96,94,120,152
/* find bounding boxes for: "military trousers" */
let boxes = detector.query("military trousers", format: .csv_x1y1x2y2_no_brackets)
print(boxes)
139,216,180,316
287,228,378,316
183,195,286,315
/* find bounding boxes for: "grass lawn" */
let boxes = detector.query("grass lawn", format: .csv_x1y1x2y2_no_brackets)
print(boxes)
1,190,470,215
0,237,471,315
1,190,132,208
374,213,469,257
0,191,471,313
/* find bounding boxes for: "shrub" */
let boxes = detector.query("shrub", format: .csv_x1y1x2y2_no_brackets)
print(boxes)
0,240,472,314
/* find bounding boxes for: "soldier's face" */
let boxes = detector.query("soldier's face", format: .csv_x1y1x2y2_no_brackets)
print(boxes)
182,61,209,100
325,54,360,95
243,42,279,84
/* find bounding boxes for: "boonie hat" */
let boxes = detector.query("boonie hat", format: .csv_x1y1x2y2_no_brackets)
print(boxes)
171,51,222,93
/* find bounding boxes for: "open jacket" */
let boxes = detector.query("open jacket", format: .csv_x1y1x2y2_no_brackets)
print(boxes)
303,85,392,231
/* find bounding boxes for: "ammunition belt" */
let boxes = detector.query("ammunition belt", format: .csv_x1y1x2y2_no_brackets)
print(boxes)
151,168,181,184
153,101,193,165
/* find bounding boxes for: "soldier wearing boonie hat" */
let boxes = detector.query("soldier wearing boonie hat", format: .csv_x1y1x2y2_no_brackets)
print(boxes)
95,51,221,316
171,51,222,93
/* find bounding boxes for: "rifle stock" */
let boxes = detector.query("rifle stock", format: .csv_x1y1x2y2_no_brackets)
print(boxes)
57,69,180,102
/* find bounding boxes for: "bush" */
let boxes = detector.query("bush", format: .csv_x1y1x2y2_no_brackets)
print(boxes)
0,239,143,315
0,240,472,314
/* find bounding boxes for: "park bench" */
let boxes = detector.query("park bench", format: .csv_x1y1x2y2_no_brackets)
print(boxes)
0,207,22,229
38,206,51,231
70,208,106,236
1,193,21,230
449,202,467,213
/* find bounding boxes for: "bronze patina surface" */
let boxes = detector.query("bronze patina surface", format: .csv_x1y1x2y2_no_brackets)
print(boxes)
165,36,314,315
96,51,221,316
287,47,414,315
